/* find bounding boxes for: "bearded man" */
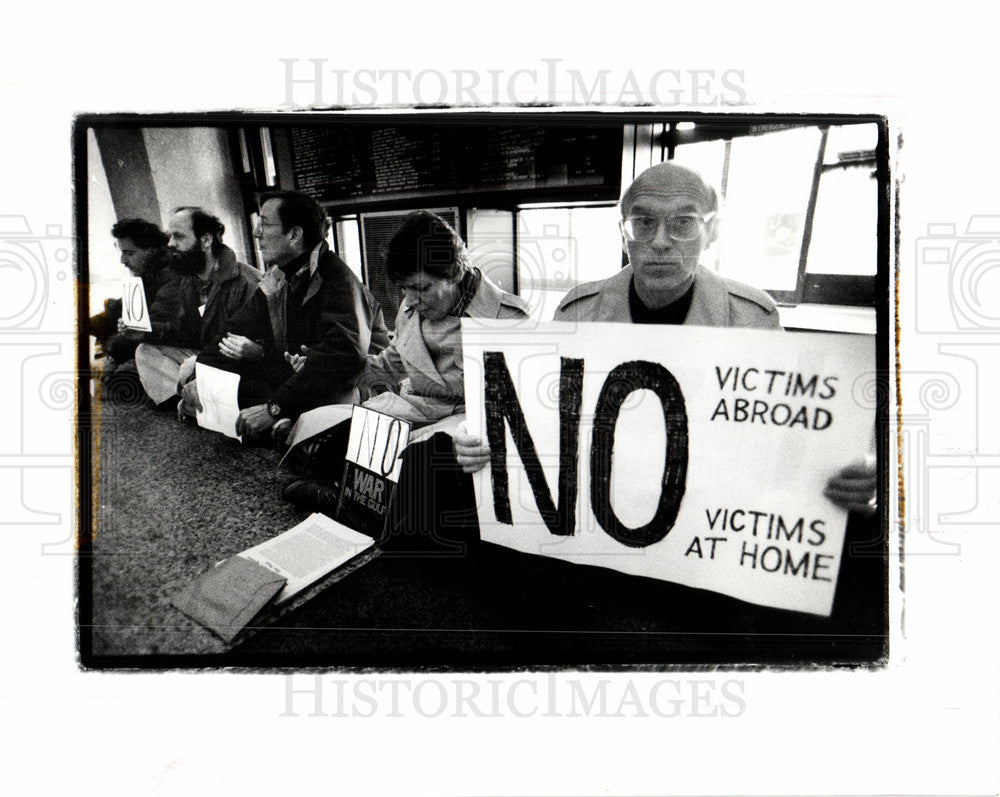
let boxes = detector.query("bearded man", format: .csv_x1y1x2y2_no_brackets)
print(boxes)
131,207,259,406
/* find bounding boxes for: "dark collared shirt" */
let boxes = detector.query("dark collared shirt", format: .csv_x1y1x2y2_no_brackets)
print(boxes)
278,250,315,350
628,277,694,325
279,250,312,285
196,274,212,307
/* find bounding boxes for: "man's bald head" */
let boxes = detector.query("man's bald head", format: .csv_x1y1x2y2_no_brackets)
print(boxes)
617,162,721,310
620,162,718,218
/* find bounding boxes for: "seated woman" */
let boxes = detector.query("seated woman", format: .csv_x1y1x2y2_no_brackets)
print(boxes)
283,211,529,549
359,211,529,425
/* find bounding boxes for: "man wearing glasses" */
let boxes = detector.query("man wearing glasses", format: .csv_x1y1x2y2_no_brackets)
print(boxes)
456,161,875,514
554,161,780,327
183,190,388,439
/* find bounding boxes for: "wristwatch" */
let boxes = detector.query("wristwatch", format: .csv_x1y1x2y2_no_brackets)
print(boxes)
267,401,282,418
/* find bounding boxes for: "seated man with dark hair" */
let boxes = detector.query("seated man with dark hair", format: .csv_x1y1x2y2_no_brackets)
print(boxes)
185,190,389,439
131,206,260,407
91,218,176,397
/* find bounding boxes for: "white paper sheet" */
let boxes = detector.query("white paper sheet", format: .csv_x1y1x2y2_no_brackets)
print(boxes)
344,405,411,483
195,363,242,441
238,512,375,604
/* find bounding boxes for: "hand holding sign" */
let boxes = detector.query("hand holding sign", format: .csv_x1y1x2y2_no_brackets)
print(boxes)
823,457,878,515
120,277,152,332
453,422,492,473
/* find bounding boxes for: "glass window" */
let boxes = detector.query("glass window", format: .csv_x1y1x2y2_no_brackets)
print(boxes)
467,209,516,294
260,127,277,186
517,206,622,322
717,126,821,292
335,217,363,281
807,166,878,277
672,138,727,201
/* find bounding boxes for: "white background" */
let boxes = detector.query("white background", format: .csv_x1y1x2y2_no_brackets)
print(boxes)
3,1,998,794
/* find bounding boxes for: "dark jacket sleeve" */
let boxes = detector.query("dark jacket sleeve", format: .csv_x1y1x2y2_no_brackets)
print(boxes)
195,286,271,365
266,261,373,416
145,278,194,345
218,288,270,345
369,304,391,354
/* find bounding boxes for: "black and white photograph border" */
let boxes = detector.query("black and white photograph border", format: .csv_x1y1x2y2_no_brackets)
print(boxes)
6,1,1000,794
76,109,893,669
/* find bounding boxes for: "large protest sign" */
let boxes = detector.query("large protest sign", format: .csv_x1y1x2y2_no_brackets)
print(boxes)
462,320,875,616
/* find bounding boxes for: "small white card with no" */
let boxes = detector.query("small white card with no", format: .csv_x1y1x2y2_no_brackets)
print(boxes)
344,405,411,484
121,276,152,331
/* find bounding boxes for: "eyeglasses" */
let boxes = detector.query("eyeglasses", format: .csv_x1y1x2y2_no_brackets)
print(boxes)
621,212,715,243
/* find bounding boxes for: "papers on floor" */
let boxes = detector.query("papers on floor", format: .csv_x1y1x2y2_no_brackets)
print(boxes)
238,512,375,605
171,556,287,643
173,513,376,642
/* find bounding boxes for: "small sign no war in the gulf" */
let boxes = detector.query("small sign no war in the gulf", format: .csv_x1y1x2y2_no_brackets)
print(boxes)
462,320,876,616
338,406,411,538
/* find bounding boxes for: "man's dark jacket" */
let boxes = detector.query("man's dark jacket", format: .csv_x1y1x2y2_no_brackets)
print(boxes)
198,242,388,418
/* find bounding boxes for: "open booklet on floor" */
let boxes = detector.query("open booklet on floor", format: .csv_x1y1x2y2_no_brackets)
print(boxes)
240,513,375,605
172,405,412,644
173,513,377,643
